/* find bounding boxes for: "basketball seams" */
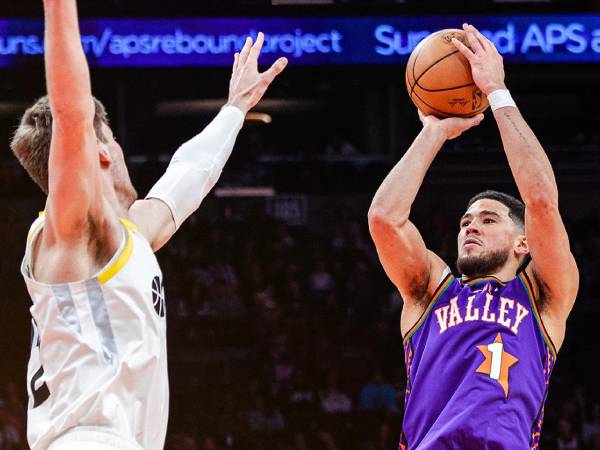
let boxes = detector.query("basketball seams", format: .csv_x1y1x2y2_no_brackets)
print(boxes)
406,29,489,117
409,37,427,100
408,46,481,116
412,49,461,93
410,87,487,119
416,81,476,93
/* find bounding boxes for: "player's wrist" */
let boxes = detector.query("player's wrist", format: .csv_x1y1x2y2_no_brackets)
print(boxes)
224,98,249,117
482,82,507,96
221,103,246,120
487,88,517,112
422,122,449,144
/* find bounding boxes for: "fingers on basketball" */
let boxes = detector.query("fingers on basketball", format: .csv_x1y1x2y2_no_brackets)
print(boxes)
451,38,473,60
463,26,484,54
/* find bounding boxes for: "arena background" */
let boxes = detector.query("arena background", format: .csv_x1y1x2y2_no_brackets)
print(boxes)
1,1,600,449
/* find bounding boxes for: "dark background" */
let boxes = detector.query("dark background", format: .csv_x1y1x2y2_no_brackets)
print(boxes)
1,1,600,450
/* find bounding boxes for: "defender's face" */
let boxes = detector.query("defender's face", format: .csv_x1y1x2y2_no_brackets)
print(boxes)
102,123,138,207
457,199,518,261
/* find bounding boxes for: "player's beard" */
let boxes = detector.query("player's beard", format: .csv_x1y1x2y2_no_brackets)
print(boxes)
456,247,510,278
112,164,138,209
115,181,138,209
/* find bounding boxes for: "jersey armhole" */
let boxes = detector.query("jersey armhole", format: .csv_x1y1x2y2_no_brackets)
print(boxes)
519,271,558,360
402,267,454,344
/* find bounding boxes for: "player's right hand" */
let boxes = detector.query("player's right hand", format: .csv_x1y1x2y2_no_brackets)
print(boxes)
226,32,288,116
418,110,484,140
452,23,506,96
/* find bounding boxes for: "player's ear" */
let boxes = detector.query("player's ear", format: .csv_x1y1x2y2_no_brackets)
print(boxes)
98,140,113,167
514,234,529,257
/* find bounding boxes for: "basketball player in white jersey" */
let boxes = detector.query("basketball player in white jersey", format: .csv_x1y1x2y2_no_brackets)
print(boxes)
10,1,287,449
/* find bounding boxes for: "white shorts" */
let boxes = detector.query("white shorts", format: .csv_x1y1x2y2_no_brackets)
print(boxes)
48,427,144,450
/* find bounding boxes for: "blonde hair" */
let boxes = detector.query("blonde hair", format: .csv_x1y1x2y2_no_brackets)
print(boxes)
10,96,109,194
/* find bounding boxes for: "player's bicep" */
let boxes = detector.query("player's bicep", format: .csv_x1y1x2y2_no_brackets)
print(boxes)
45,118,103,240
525,205,579,316
128,198,177,252
369,216,445,302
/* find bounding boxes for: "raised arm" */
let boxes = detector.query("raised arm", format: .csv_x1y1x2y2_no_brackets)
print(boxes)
454,24,578,340
368,112,482,310
44,0,105,241
130,32,288,251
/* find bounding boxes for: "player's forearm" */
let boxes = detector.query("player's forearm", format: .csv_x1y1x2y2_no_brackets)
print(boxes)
369,125,446,225
44,0,93,121
494,107,558,207
146,106,245,229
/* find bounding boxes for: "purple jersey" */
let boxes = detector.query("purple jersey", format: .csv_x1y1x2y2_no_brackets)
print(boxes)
399,270,556,450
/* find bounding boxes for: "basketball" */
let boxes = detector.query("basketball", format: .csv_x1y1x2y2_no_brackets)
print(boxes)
405,29,489,118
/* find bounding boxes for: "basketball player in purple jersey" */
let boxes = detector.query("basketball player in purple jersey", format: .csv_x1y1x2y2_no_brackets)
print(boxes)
368,24,578,449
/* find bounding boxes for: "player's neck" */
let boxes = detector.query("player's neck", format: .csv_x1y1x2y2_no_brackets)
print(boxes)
461,264,519,284
101,176,131,219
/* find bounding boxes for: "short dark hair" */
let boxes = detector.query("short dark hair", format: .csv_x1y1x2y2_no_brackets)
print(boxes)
467,190,525,232
10,95,109,194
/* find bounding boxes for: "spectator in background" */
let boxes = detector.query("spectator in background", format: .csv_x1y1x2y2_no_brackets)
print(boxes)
269,332,296,387
209,279,246,318
200,436,218,450
247,395,285,435
1,384,24,444
583,403,600,448
375,423,395,450
0,399,21,450
309,260,335,299
320,372,352,415
165,432,198,450
345,261,376,317
324,134,358,157
286,369,318,420
316,430,339,450
557,418,581,450
288,432,312,450
359,370,399,413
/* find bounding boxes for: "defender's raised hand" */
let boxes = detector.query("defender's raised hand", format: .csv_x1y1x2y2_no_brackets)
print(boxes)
452,23,506,96
226,32,288,115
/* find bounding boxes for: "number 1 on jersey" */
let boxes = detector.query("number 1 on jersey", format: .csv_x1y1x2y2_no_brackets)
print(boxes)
487,342,503,380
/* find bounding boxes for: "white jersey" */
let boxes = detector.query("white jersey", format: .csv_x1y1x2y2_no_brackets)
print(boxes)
21,214,169,450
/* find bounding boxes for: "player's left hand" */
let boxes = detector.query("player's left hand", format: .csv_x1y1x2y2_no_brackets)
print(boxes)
226,32,288,116
452,23,506,96
419,109,483,140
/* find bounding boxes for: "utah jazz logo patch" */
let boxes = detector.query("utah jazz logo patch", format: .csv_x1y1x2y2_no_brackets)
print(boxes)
152,275,166,318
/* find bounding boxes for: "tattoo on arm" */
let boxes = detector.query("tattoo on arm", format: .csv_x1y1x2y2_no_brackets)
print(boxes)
503,111,531,147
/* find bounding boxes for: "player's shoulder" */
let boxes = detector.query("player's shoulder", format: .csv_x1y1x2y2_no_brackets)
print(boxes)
425,250,452,298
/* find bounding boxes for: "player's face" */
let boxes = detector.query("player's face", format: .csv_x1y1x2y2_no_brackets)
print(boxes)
456,199,521,277
102,123,138,208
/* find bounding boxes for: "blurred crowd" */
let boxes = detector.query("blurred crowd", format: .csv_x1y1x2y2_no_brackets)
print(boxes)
1,199,600,450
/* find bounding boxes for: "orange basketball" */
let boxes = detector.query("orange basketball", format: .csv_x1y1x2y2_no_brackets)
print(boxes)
405,29,489,118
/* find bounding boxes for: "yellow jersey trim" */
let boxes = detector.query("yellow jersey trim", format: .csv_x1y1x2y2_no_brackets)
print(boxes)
120,217,141,233
27,216,46,244
26,213,137,285
98,219,135,285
